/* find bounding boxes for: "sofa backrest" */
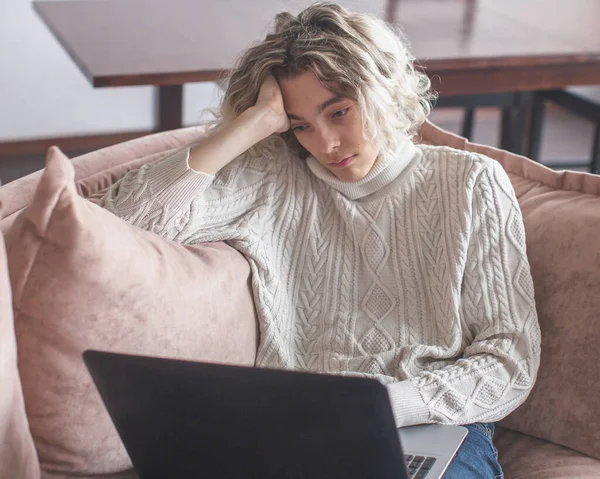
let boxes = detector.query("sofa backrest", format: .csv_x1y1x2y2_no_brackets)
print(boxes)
3,120,600,466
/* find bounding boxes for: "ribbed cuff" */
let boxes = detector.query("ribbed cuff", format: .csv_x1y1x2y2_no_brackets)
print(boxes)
147,147,215,212
386,380,431,427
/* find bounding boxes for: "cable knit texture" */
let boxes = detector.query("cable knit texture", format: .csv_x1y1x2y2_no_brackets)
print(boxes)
101,139,540,428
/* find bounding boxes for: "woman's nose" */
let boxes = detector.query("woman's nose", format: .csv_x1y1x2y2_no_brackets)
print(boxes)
316,126,341,154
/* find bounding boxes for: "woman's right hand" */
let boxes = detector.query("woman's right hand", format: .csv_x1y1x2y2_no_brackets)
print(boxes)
187,73,290,175
253,73,290,134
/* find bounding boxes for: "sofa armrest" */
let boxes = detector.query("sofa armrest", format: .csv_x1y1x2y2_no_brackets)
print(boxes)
0,126,205,232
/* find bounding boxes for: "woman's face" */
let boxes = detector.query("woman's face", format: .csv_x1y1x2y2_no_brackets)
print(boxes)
278,71,380,182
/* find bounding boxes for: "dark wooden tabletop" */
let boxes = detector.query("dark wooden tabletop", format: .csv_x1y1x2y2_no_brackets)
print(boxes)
34,0,600,95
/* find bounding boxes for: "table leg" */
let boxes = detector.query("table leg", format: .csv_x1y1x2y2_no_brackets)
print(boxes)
155,85,183,132
514,92,533,155
527,92,546,161
500,92,532,155
500,107,513,151
462,107,475,139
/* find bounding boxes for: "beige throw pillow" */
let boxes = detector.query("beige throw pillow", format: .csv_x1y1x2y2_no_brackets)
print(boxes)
6,147,258,477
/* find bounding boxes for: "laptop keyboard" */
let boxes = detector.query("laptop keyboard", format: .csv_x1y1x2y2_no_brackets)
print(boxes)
404,454,437,478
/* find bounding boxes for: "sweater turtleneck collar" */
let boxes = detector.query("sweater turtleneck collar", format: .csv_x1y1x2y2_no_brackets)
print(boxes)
305,135,416,200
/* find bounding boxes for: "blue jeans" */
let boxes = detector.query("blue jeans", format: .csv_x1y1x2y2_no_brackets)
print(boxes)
443,423,503,479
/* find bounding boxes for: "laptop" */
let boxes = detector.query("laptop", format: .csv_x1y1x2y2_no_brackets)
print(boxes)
83,350,467,479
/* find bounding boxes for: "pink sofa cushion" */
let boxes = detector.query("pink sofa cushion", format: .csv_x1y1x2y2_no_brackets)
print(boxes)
495,427,600,478
0,231,40,479
6,147,258,477
419,121,600,460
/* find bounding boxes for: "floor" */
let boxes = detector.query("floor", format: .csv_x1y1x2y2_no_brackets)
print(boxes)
0,104,596,185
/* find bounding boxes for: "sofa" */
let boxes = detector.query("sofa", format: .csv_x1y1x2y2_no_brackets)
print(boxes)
1,121,599,479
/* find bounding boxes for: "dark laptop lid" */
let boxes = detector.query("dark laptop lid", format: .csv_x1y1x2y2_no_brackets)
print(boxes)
83,350,408,479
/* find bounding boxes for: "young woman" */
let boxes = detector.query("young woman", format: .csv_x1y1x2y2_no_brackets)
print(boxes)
102,3,540,477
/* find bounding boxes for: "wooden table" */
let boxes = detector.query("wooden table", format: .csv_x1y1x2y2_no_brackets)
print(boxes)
34,0,600,136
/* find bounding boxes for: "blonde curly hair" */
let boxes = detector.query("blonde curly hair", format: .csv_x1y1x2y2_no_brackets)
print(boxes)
210,2,434,160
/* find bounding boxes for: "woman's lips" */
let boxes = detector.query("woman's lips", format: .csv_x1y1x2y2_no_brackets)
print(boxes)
329,155,356,168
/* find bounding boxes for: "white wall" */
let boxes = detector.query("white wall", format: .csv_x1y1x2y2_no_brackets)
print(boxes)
0,0,221,142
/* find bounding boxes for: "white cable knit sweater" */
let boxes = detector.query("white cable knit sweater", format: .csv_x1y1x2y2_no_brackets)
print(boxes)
101,137,540,428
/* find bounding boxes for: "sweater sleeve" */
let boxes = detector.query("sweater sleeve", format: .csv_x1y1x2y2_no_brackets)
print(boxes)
387,158,541,427
100,147,276,243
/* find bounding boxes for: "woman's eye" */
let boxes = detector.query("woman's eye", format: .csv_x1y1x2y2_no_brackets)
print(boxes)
332,107,350,119
292,125,306,133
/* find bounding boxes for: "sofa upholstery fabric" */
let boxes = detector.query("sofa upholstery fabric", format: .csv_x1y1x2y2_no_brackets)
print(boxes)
495,427,600,478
